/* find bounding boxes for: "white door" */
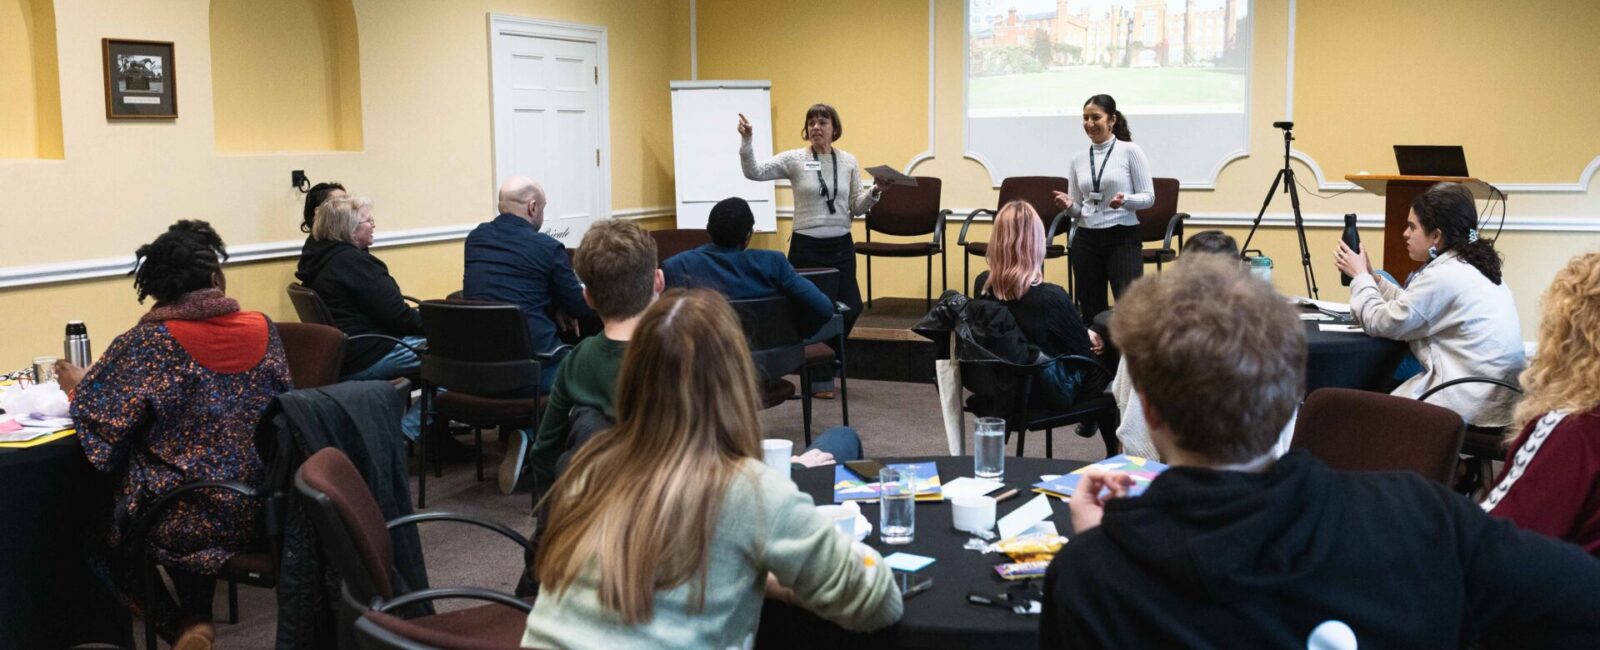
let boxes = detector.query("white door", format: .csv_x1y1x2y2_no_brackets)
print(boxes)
490,16,610,246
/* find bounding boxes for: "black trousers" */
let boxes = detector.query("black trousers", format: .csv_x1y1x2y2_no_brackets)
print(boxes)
1070,224,1143,321
788,233,861,335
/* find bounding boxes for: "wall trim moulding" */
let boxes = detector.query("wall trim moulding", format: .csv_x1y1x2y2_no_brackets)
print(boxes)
774,206,1600,233
0,207,674,289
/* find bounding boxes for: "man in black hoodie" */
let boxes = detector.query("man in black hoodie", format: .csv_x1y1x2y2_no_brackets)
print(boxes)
1042,254,1600,649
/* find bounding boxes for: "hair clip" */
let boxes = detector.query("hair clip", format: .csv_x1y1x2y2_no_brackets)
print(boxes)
1468,229,1480,243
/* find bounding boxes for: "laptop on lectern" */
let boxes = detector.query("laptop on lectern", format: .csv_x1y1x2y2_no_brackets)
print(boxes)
1394,145,1470,177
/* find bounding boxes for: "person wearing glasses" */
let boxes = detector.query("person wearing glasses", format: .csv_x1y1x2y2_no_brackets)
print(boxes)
737,105,890,397
296,196,426,386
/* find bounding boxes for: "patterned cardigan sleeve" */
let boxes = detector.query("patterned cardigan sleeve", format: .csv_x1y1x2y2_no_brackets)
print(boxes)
71,324,164,472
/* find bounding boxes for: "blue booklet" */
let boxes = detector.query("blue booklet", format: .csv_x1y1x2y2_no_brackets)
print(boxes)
833,462,943,503
1033,454,1169,499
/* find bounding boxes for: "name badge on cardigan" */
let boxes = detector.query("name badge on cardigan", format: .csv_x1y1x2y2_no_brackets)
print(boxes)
802,160,823,171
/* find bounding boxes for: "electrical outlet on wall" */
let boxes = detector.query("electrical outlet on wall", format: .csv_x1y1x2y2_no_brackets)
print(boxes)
292,170,308,191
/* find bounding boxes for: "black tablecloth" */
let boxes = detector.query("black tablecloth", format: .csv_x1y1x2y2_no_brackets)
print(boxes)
0,435,132,649
757,456,1087,650
1302,310,1407,393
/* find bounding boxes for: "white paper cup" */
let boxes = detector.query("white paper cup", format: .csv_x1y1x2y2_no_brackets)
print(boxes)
951,495,997,533
817,504,857,538
761,439,794,480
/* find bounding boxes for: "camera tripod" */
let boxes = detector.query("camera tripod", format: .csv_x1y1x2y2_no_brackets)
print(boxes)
1241,121,1319,299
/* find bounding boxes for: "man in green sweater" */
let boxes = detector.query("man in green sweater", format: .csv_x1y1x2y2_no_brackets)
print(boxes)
499,218,664,496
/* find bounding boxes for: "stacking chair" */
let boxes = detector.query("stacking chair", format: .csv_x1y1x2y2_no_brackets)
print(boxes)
1418,377,1524,495
959,352,1120,459
294,448,531,649
1293,388,1466,484
1136,177,1188,271
276,322,347,389
729,295,822,446
648,228,712,265
956,176,1070,295
287,283,338,326
417,300,563,508
854,177,949,311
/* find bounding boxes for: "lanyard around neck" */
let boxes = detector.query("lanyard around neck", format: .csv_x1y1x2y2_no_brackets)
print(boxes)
813,148,838,215
1089,139,1116,194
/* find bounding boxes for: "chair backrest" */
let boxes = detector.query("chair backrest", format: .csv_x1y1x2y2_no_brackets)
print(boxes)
996,176,1070,236
419,300,540,395
649,228,712,265
287,283,337,326
354,614,439,650
796,267,841,303
728,295,805,382
294,447,395,604
866,177,943,237
276,322,347,389
1135,177,1182,244
1293,388,1466,484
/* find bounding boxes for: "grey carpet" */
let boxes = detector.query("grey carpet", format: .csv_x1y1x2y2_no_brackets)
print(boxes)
197,378,1108,648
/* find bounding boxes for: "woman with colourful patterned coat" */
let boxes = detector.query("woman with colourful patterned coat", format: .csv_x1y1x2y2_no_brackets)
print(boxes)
57,220,292,649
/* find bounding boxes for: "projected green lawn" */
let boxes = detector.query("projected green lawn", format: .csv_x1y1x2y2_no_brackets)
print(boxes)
970,67,1247,114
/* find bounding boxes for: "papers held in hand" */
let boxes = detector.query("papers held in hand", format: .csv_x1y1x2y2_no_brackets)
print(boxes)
865,166,919,187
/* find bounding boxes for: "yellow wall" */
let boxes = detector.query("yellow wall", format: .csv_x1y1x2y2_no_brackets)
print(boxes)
0,0,63,159
210,0,364,152
0,0,688,365
701,0,1600,335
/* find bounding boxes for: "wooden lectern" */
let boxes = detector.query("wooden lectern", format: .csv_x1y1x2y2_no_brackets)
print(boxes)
1344,174,1495,282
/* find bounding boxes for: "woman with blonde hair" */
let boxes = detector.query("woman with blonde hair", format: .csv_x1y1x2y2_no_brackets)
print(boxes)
1480,252,1600,555
522,289,901,648
974,200,1097,408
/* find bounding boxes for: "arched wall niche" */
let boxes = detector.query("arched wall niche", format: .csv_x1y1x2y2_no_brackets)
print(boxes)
0,0,64,159
210,0,364,152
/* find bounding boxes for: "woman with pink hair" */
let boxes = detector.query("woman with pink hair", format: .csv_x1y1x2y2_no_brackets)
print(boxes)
974,200,1098,407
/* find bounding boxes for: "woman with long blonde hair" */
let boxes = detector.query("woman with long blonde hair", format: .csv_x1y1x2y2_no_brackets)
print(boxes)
522,289,901,647
974,200,1098,407
1480,252,1600,555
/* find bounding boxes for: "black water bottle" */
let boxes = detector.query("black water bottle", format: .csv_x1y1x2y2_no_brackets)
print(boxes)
1340,213,1360,286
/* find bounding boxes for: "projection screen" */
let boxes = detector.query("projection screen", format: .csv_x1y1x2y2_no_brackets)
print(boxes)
966,0,1254,188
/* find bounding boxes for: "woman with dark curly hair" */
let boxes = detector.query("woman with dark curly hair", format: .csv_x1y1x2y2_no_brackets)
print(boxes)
1334,183,1525,426
56,220,292,649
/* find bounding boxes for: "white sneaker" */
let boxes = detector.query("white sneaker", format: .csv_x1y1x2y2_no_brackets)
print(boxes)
498,430,529,495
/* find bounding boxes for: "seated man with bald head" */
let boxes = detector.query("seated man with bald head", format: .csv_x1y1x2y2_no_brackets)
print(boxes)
464,177,595,490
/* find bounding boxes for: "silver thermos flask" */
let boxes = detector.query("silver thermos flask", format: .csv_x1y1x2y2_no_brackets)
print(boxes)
65,320,92,367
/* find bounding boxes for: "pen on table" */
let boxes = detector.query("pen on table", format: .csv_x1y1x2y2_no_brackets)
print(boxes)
992,488,1019,503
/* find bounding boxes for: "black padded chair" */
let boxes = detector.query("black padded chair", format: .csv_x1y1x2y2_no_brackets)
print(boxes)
287,282,337,326
294,448,531,650
959,351,1119,459
416,300,563,508
649,228,713,266
1136,177,1188,271
1294,387,1467,485
956,176,1071,295
855,177,949,311
729,295,827,445
1418,377,1524,495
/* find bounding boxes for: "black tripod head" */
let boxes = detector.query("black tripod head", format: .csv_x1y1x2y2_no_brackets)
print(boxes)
1273,121,1295,143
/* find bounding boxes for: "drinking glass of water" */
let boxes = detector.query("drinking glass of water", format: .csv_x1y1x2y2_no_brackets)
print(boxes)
974,417,1005,479
878,467,916,545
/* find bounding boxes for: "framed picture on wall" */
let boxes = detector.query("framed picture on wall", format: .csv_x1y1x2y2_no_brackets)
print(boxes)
102,39,177,119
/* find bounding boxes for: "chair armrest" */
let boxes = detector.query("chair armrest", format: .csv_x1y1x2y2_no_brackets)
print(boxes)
386,512,534,554
1162,213,1188,250
1046,209,1071,245
536,344,575,365
376,587,532,614
1417,376,1523,402
347,334,425,357
958,209,995,246
932,209,952,250
400,295,422,306
127,481,261,553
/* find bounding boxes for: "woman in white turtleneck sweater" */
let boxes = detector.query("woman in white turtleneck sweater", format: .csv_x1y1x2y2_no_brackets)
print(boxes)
1052,94,1156,321
737,104,889,397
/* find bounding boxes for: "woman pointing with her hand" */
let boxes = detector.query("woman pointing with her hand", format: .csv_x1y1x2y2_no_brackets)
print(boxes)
737,105,890,337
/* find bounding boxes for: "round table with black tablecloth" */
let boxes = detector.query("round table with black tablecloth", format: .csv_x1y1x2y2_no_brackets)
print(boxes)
0,434,132,649
757,455,1088,650
1301,309,1408,393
